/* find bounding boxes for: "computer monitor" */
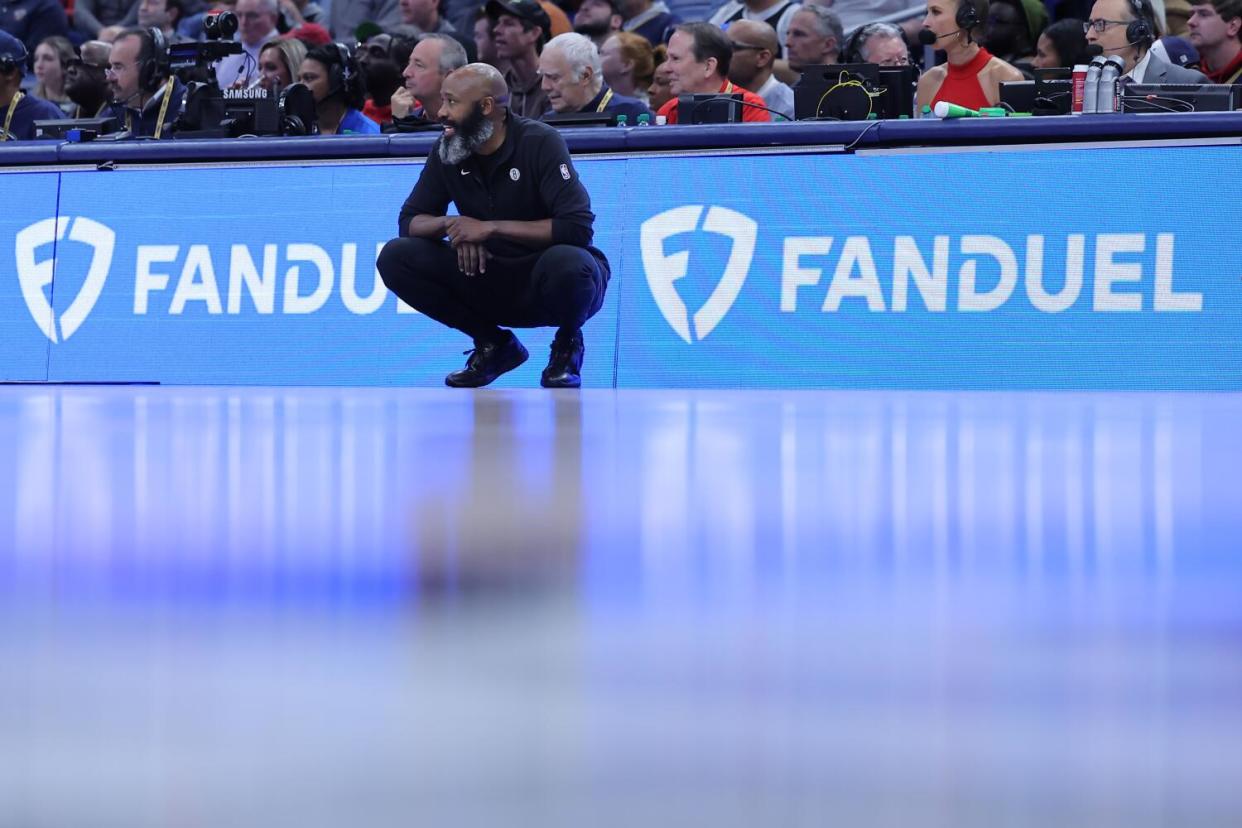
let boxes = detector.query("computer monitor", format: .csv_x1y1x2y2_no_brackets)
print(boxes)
1122,83,1242,113
32,116,119,140
677,93,745,124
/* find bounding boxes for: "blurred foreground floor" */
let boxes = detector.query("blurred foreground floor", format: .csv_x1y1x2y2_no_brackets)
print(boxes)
1,387,1240,827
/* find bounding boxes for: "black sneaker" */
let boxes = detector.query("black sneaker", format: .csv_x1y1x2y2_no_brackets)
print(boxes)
445,331,529,388
541,330,584,389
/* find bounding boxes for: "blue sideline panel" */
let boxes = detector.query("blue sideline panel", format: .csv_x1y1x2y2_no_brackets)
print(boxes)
32,160,624,385
1,171,60,381
3,142,1241,388
616,145,1242,390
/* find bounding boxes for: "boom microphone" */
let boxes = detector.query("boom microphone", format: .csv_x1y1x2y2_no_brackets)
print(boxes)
1085,43,1104,58
919,28,963,45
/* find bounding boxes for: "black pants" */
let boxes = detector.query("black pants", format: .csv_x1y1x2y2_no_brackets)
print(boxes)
377,237,609,343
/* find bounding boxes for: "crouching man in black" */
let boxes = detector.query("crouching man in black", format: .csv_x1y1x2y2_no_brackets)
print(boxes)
377,62,610,388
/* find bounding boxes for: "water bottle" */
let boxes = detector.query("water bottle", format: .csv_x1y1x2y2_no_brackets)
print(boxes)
1083,56,1106,113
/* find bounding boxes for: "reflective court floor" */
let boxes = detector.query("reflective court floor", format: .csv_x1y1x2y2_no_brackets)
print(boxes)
1,386,1240,827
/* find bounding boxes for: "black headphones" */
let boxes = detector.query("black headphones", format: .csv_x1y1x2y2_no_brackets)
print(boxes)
330,42,354,95
138,27,170,93
0,39,29,77
1126,0,1156,48
955,0,983,32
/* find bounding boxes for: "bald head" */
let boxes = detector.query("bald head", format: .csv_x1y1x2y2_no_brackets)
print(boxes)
726,19,779,90
445,62,509,103
729,19,779,55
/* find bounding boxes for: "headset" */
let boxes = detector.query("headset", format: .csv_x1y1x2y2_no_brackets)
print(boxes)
137,27,170,93
330,42,354,95
0,38,29,77
1125,0,1157,50
956,0,983,33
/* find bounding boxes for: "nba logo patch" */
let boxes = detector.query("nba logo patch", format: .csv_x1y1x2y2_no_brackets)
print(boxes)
560,164,571,180
509,168,520,181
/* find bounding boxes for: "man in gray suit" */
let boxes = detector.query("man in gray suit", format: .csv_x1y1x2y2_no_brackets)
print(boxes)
1086,0,1212,82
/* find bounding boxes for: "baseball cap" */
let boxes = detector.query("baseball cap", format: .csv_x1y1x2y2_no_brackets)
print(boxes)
1157,35,1200,68
0,30,29,75
486,0,553,42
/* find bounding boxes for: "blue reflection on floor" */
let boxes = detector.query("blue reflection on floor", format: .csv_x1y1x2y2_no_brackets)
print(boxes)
1,387,1240,826
1,386,1239,604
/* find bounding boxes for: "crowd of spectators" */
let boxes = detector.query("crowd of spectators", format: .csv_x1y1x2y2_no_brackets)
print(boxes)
3,0,1241,139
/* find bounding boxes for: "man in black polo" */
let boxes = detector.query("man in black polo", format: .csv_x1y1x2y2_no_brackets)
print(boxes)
377,63,610,389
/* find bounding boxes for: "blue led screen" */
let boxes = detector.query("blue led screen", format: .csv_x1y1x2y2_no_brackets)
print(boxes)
3,145,1240,389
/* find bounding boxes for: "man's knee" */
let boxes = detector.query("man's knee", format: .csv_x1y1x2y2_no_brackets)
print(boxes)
377,236,445,291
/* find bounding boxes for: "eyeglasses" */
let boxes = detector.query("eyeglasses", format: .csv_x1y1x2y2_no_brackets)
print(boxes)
105,61,137,75
1083,18,1129,33
729,43,765,52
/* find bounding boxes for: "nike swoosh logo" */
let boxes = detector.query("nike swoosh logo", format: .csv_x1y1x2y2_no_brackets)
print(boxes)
460,169,470,175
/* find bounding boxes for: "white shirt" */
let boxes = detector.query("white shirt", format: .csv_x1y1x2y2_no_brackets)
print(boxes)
1124,50,1154,83
756,73,795,120
215,30,277,90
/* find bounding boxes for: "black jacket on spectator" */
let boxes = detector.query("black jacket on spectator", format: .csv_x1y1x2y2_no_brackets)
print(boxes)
1,92,65,140
0,0,69,51
106,77,188,138
398,111,601,260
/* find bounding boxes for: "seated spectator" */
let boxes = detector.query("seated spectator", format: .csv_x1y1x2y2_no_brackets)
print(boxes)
137,0,187,42
1151,34,1202,67
986,0,1048,71
299,43,382,133
104,27,186,137
918,0,1024,111
474,7,503,67
600,30,657,103
1032,17,1090,67
710,0,802,60
285,21,333,47
846,21,913,66
540,31,650,120
399,0,458,34
217,0,280,89
258,35,307,91
0,31,64,139
329,0,402,47
32,36,77,116
784,5,843,72
647,48,674,108
575,0,624,49
541,1,573,38
657,21,771,122
1187,0,1242,82
74,0,135,39
0,0,70,53
390,31,469,127
806,0,921,31
618,0,680,45
278,0,326,30
361,45,405,125
486,0,553,118
726,20,793,120
65,40,113,118
1085,0,1209,81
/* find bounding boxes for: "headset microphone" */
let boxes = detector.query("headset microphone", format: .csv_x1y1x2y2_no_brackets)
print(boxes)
918,28,962,46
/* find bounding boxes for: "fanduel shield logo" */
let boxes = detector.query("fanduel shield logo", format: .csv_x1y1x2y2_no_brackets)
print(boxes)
15,217,115,343
641,205,757,344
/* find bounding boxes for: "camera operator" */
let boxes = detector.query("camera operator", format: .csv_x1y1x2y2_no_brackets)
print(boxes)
299,43,381,133
105,27,187,137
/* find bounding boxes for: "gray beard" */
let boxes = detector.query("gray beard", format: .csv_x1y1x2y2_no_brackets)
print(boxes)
437,117,495,165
